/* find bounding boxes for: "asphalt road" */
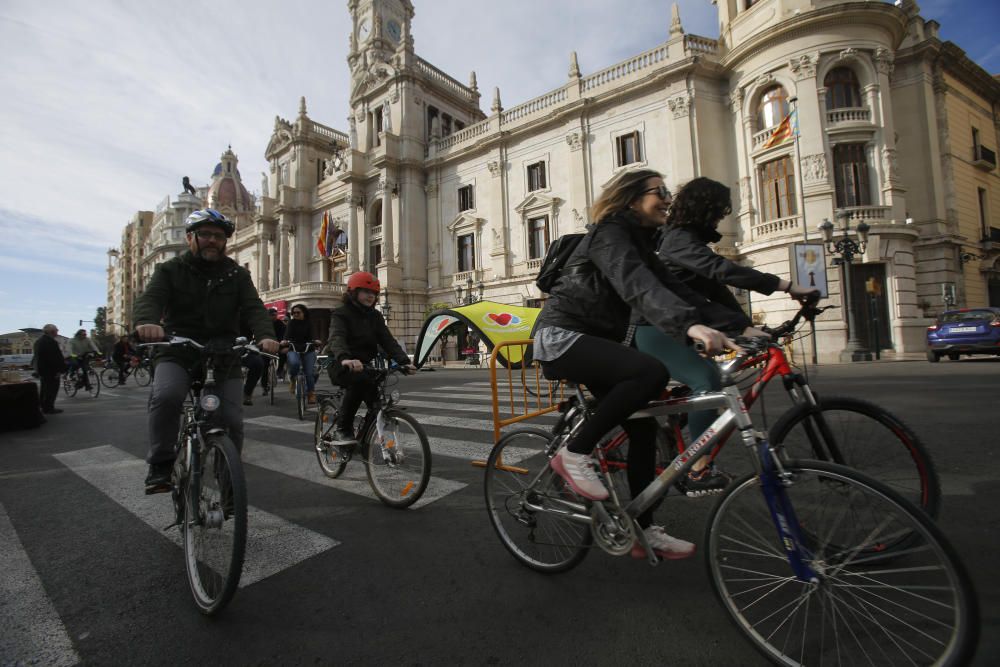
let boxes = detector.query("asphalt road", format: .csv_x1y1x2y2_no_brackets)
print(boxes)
1,357,996,665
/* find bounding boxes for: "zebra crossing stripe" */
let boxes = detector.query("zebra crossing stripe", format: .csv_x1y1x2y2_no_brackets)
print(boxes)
0,503,80,667
52,446,339,587
243,415,542,463
241,440,466,507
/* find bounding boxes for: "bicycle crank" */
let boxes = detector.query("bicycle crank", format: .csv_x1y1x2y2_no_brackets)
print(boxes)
590,501,636,556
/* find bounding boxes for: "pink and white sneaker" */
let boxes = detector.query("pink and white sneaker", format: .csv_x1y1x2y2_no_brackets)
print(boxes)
631,525,696,560
550,448,609,501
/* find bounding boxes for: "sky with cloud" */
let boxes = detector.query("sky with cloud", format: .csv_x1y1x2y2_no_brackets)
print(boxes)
0,0,995,338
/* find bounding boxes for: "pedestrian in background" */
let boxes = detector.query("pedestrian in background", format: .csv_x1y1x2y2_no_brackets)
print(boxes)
33,324,66,414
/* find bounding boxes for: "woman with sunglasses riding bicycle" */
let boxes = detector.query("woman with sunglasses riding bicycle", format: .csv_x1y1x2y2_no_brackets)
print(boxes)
530,169,744,560
325,271,416,446
283,303,322,405
635,177,819,495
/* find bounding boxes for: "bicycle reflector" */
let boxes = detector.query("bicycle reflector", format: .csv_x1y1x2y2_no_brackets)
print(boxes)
200,394,221,411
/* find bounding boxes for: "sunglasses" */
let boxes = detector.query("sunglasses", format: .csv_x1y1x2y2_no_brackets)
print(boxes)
641,184,672,201
193,230,227,241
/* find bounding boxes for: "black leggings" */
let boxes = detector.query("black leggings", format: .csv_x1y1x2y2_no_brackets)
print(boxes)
542,334,669,528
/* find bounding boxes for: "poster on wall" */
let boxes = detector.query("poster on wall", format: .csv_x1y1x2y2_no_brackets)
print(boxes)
789,243,829,298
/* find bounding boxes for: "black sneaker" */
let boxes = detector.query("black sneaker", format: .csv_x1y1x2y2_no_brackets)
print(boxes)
330,428,358,447
676,465,732,498
242,394,253,406
145,461,174,495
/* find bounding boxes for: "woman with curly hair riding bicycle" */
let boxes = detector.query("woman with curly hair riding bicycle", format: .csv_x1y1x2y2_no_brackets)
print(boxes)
635,177,818,496
530,168,746,560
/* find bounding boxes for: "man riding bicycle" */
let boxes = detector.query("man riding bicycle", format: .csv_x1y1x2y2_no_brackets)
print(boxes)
68,328,100,391
111,335,136,385
133,208,279,494
325,271,416,446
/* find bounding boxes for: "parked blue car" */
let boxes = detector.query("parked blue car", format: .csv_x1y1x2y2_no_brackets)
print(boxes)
926,307,1000,362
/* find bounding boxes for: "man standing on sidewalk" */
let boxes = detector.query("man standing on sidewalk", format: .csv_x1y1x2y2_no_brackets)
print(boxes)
33,324,66,414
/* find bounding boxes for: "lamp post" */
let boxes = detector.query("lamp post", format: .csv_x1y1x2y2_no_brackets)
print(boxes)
380,291,392,322
454,275,485,305
819,211,872,362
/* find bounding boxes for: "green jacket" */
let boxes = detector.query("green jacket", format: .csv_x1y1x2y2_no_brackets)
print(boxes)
132,251,276,379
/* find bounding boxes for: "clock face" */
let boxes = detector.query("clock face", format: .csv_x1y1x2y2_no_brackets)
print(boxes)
385,19,401,43
358,17,371,41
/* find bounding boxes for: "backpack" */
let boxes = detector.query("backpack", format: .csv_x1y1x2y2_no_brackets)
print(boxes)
535,232,593,293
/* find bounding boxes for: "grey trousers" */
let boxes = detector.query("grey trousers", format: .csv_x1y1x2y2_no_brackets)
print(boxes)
146,361,244,465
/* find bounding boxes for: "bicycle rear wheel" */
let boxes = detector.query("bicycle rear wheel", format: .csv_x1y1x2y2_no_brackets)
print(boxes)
364,409,431,508
484,428,591,573
133,366,151,387
183,433,247,615
769,395,940,518
706,461,978,667
314,397,348,478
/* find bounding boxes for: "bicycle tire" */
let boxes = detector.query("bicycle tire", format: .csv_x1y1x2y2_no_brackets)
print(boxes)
133,366,151,387
314,398,348,478
63,374,77,397
769,395,940,518
99,367,121,389
705,460,978,667
266,362,276,406
484,427,592,573
295,377,306,420
363,409,431,508
183,433,247,615
84,369,100,398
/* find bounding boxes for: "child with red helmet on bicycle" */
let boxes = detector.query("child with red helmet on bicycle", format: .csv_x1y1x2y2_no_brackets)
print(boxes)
325,271,416,445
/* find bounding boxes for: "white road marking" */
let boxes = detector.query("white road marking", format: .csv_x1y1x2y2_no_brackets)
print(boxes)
52,446,339,587
0,503,80,667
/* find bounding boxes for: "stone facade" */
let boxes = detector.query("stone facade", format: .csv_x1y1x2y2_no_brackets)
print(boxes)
113,0,1000,361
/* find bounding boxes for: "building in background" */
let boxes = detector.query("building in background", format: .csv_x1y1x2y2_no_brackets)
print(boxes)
112,0,999,361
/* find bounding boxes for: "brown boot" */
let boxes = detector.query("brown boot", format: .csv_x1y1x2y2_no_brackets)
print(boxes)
307,391,316,405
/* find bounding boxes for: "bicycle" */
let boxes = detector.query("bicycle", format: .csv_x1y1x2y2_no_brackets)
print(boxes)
286,341,319,420
484,336,978,666
137,335,257,615
602,297,939,517
100,355,152,388
313,360,431,508
262,353,277,406
62,354,100,398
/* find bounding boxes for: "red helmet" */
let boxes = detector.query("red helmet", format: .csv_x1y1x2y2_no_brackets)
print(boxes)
347,271,380,294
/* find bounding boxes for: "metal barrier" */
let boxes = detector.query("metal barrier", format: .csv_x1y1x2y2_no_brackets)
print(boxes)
470,339,566,470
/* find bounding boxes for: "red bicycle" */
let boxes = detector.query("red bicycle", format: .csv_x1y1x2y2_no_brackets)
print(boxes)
601,297,940,518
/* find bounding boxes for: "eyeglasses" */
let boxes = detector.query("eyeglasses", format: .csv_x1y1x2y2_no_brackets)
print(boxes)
641,184,672,201
193,230,227,241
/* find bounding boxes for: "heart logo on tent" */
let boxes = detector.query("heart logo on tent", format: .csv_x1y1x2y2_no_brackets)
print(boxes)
488,313,512,326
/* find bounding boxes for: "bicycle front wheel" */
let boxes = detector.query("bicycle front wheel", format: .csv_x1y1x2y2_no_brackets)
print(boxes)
769,395,940,517
314,398,347,478
83,369,100,398
63,374,77,397
265,362,276,406
364,409,431,508
295,378,306,420
484,428,591,573
183,433,247,615
133,366,151,387
706,461,978,667
100,367,120,389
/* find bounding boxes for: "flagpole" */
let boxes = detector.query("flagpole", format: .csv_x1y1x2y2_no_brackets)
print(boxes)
788,97,818,365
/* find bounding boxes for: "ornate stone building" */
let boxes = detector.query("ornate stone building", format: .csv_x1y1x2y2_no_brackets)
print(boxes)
117,0,1000,361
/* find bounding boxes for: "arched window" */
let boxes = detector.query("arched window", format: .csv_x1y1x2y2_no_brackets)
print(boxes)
824,67,862,109
369,200,383,268
756,86,789,131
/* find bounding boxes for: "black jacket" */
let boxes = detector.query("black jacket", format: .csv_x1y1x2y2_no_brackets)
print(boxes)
657,225,781,314
133,251,275,379
33,335,66,376
326,300,409,370
531,211,746,343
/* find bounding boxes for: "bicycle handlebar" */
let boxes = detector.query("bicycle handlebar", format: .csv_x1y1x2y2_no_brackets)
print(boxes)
137,335,268,356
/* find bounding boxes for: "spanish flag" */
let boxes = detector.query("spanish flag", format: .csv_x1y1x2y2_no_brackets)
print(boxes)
317,211,329,257
763,109,798,149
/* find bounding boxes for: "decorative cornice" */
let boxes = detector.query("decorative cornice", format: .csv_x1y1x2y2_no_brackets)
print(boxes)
789,54,817,81
668,93,692,118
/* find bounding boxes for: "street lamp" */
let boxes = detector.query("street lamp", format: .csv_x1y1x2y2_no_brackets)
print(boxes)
454,276,485,305
380,291,392,321
819,211,872,362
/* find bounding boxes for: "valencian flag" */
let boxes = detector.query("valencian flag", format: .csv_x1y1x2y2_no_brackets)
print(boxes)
317,211,330,257
762,109,799,149
413,301,542,369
